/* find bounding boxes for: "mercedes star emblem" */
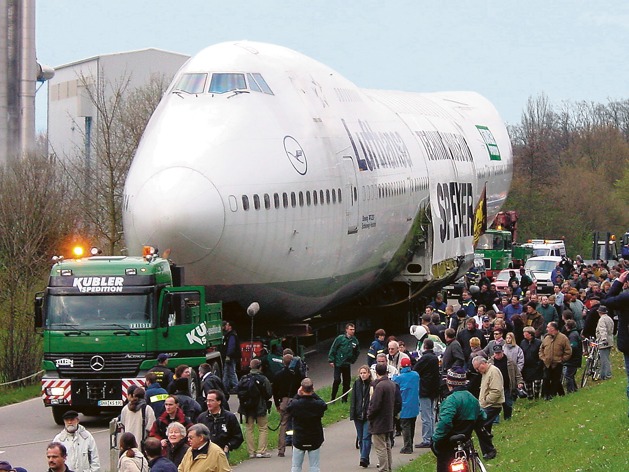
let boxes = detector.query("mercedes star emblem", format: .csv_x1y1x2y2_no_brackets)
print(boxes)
90,355,105,371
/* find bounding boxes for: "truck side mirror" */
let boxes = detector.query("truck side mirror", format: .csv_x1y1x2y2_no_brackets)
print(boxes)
34,292,44,329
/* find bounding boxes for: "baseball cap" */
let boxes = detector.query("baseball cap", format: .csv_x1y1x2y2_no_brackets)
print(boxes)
62,410,79,420
482,316,490,322
492,344,503,353
0,462,14,472
157,353,169,362
400,357,411,368
446,367,468,386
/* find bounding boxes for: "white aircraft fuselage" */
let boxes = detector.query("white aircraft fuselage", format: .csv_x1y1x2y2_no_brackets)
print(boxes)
123,41,512,321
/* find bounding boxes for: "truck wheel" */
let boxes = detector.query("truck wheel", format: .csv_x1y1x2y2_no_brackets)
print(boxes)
52,406,70,425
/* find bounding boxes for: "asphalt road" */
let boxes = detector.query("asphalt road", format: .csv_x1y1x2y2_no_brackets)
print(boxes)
0,397,114,472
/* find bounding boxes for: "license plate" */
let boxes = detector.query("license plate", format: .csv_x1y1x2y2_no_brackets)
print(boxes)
98,399,123,407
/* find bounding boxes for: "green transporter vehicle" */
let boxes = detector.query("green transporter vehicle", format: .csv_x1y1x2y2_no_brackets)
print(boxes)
35,246,223,425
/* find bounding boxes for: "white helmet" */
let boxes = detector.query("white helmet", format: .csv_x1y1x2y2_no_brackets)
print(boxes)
410,324,428,342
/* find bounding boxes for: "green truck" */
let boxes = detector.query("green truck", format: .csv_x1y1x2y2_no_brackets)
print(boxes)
35,246,223,424
474,211,532,278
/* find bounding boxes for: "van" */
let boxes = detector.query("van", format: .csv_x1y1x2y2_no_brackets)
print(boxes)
523,239,566,258
524,256,563,293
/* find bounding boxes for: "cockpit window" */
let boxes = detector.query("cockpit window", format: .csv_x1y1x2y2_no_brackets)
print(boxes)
250,73,274,95
247,74,262,93
173,73,207,94
209,73,247,94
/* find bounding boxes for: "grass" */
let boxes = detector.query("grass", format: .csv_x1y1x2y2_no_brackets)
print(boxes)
229,383,349,465
398,350,629,471
0,383,41,407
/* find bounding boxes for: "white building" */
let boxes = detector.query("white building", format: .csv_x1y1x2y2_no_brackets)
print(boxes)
47,48,189,159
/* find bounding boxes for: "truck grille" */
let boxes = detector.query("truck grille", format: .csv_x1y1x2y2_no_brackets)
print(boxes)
45,352,146,378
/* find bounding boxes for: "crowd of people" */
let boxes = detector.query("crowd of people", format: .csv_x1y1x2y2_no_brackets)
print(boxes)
10,258,629,472
31,319,324,472
348,256,629,471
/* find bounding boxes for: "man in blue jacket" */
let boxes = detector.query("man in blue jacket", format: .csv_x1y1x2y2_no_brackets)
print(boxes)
393,357,419,454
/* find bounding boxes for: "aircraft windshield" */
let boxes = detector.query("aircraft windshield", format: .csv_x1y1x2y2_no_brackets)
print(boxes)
209,73,246,93
46,294,153,330
173,73,208,94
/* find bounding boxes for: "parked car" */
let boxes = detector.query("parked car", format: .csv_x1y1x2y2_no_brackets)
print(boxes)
524,256,562,294
493,269,537,294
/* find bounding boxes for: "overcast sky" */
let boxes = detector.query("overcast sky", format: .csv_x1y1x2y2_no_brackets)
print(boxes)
36,0,629,130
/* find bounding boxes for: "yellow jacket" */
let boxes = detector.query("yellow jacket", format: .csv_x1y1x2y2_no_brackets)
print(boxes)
177,442,231,472
479,364,505,409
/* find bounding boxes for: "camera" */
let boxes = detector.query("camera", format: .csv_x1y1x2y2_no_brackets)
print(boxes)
516,386,528,399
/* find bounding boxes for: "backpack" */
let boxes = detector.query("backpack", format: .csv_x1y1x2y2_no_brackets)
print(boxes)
237,374,263,415
289,355,308,378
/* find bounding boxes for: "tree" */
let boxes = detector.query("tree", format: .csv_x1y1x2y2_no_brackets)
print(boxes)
59,72,169,254
0,152,78,383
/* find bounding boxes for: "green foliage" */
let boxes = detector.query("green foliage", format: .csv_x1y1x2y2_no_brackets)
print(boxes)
398,350,629,471
508,96,629,255
0,383,41,407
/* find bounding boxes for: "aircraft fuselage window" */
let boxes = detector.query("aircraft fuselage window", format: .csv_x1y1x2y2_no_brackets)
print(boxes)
253,194,260,210
332,189,336,204
319,190,324,204
313,190,318,206
306,191,311,206
264,193,271,210
338,188,343,203
274,193,280,209
290,192,296,208
283,192,289,208
174,73,207,94
299,191,304,207
242,195,250,211
326,190,330,204
210,73,246,94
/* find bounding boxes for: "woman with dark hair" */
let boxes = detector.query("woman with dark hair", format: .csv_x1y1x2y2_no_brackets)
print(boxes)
350,365,372,468
118,432,149,472
520,326,543,400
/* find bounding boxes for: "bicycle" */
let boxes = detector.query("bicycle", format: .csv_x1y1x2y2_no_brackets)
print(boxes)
448,434,487,472
580,337,600,388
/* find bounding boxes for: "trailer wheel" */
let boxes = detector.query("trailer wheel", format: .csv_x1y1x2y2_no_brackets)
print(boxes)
52,406,70,425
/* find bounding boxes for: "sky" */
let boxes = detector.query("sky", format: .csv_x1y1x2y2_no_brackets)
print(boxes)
35,0,629,131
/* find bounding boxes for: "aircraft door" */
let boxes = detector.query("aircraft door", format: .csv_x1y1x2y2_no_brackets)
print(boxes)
342,156,359,234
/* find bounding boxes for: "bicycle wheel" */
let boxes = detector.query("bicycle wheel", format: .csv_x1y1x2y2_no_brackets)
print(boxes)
471,453,488,472
581,357,592,388
591,351,600,380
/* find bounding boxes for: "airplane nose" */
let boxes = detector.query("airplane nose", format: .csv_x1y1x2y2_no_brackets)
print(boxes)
128,167,224,264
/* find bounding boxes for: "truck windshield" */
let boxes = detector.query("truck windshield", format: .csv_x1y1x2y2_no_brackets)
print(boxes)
46,294,153,330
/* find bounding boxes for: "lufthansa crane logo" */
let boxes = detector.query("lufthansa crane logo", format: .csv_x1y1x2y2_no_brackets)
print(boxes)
90,355,105,371
284,136,307,175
